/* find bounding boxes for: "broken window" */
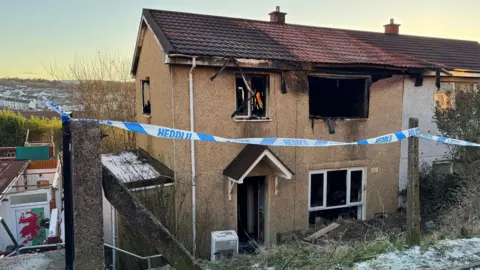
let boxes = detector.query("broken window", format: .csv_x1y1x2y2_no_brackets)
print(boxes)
141,78,151,115
234,74,268,119
308,76,369,119
309,169,365,224
309,173,324,208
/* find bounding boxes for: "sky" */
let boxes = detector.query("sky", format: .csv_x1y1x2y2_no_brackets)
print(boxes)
1,0,479,79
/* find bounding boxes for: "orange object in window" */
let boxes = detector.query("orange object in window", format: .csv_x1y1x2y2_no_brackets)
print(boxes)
256,92,263,109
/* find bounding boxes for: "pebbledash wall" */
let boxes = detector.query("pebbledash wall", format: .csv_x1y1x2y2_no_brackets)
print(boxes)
399,78,448,200
135,28,405,257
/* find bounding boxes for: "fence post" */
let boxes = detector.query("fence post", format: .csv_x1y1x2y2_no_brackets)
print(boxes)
70,121,104,269
407,117,421,246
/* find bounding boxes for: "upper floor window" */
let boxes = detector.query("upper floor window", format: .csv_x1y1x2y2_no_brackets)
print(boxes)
308,76,369,119
434,91,453,111
141,78,151,115
234,74,268,120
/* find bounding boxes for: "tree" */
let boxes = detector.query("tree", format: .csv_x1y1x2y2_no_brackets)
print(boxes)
47,51,136,152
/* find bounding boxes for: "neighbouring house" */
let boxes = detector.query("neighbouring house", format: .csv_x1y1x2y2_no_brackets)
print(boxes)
0,98,34,110
0,132,62,254
399,77,480,205
129,7,480,257
0,153,62,253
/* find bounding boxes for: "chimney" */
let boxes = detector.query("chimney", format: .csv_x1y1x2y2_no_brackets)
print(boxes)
384,18,400,35
269,6,287,24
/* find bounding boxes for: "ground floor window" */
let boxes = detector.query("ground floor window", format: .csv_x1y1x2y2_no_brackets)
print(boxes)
308,168,365,224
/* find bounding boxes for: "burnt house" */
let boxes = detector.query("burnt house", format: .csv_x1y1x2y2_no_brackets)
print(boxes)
130,7,480,257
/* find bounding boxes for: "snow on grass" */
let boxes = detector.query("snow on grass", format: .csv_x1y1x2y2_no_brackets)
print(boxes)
354,238,480,270
101,151,160,183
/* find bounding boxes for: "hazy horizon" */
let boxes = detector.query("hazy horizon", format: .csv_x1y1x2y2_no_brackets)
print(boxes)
1,0,479,79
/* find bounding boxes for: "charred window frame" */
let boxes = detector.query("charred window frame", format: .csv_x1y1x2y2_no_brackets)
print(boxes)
308,168,365,223
234,74,269,120
141,77,151,115
308,75,370,119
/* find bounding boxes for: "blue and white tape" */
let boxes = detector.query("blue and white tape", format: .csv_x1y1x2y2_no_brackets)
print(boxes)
74,119,419,147
40,95,479,148
418,133,480,147
40,96,72,122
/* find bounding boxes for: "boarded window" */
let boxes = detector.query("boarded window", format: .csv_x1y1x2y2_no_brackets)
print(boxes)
308,76,369,119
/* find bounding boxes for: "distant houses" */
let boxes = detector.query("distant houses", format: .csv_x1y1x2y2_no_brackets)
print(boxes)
0,98,34,110
0,85,82,112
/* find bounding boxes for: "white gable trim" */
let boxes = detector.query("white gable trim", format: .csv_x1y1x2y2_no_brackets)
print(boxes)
131,15,164,78
142,16,163,50
234,149,293,184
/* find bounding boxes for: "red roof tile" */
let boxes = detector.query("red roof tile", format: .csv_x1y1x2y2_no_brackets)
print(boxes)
140,9,480,71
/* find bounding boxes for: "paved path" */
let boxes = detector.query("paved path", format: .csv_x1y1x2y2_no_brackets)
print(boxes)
0,250,65,270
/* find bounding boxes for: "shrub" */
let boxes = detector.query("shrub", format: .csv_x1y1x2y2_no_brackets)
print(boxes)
0,110,61,147
419,164,464,220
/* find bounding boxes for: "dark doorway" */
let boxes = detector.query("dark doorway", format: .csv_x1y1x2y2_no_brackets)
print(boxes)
237,176,265,252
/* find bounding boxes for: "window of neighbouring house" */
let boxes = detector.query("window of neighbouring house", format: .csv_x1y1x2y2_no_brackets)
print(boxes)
308,168,365,224
432,160,452,175
308,75,369,119
434,91,453,111
9,192,48,206
141,78,151,115
234,74,268,119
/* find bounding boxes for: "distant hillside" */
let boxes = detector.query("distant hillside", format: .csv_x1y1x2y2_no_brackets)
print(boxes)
0,77,77,88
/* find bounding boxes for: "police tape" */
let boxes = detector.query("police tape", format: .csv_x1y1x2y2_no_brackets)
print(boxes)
40,96,72,122
417,133,480,147
73,118,419,147
40,95,479,147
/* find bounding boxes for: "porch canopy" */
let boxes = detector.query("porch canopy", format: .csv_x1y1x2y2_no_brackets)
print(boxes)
223,145,294,200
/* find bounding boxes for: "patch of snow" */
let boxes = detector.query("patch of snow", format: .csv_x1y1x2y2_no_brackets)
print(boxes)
101,152,160,183
355,238,480,270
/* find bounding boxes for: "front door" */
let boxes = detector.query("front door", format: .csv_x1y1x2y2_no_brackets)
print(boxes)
237,176,265,248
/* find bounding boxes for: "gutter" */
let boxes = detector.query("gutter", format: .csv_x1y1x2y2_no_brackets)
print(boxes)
189,56,197,256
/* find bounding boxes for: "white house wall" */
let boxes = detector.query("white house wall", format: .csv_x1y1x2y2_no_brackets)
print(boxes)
25,168,56,187
0,190,51,251
0,200,17,251
399,77,449,194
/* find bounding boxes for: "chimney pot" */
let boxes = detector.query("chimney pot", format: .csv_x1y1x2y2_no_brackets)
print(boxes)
269,6,287,24
384,18,400,35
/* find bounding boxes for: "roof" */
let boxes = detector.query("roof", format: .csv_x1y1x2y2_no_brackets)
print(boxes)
0,160,28,194
101,150,173,189
136,9,480,72
223,144,293,182
12,110,60,119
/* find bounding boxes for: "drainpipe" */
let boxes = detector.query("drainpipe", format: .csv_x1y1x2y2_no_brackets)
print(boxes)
189,57,197,256
111,205,117,270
